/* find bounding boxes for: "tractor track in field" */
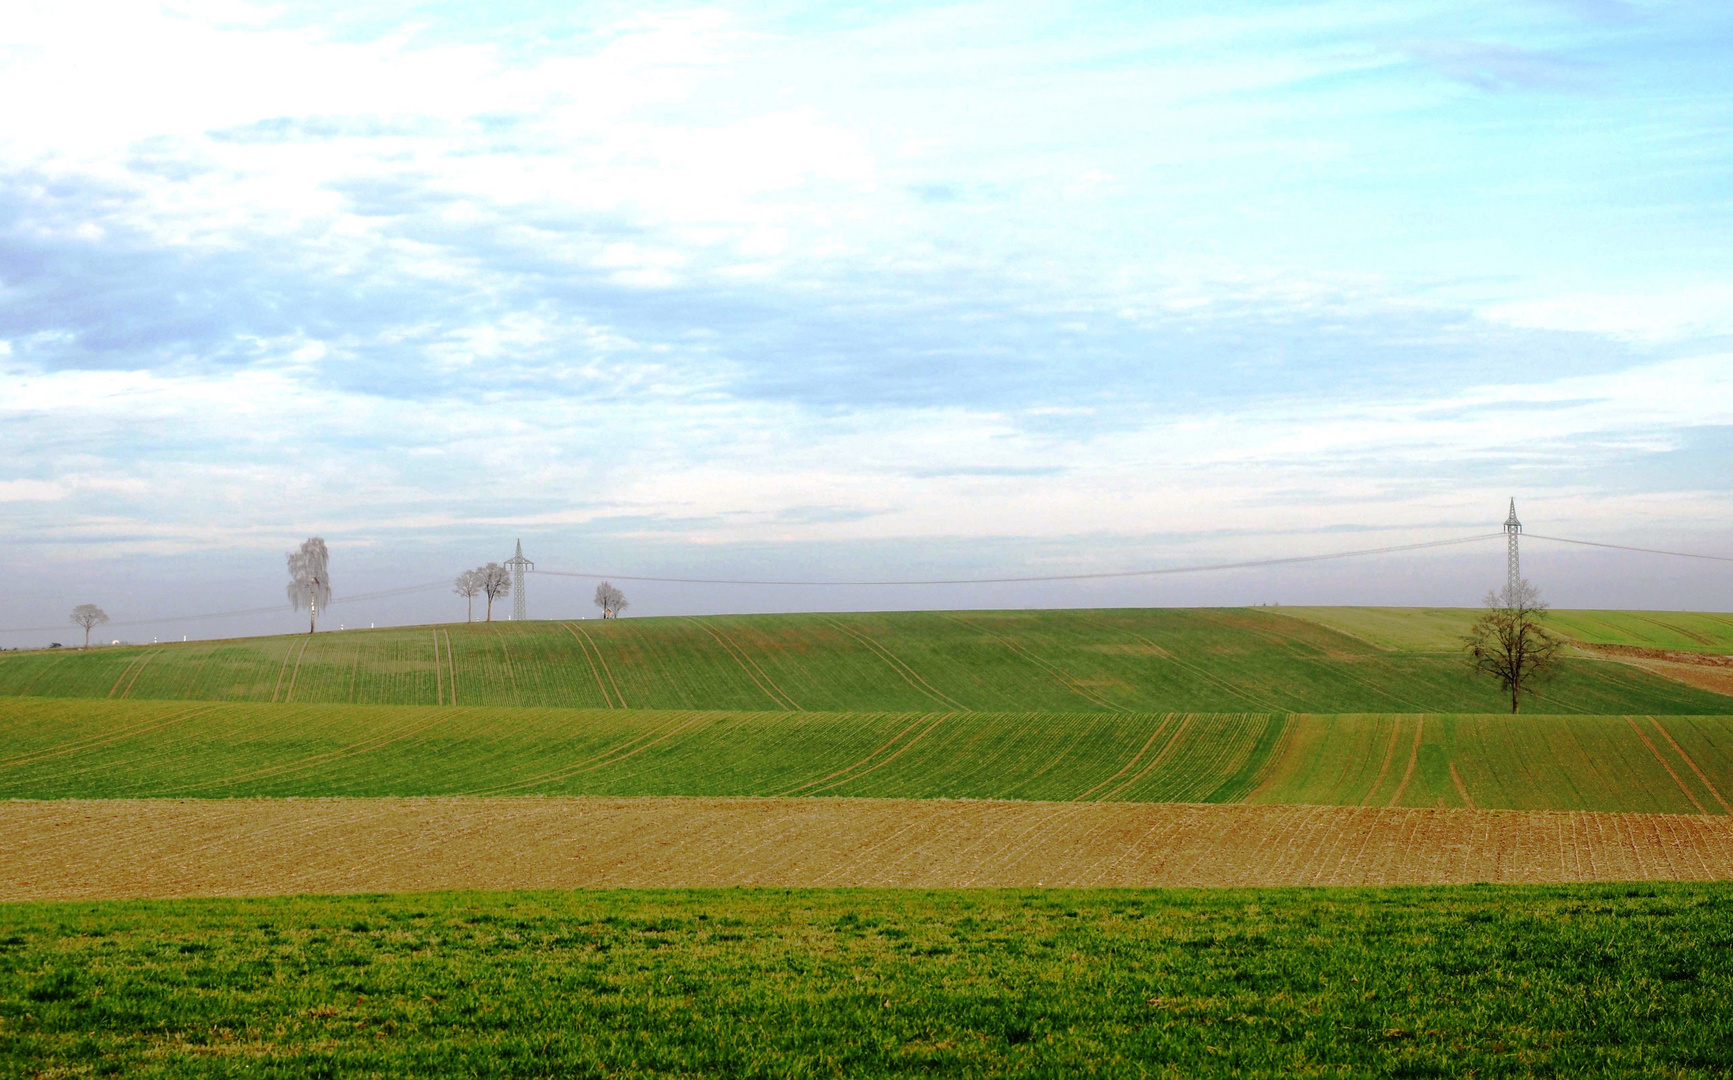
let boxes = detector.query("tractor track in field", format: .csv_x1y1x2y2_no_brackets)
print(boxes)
173,708,466,794
107,650,160,701
824,619,968,710
691,620,801,711
567,623,629,708
789,713,952,796
432,631,445,706
282,638,313,703
939,613,1126,712
477,713,717,796
1649,717,1733,813
1078,614,1280,712
563,623,617,708
11,797,1733,900
1627,716,1709,814
0,705,221,770
1386,716,1425,807
1360,719,1405,806
443,630,458,705
1098,714,1195,801
776,713,939,797
1072,713,1179,800
493,627,519,705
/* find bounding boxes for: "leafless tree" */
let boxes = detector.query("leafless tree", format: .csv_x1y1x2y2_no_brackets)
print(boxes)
70,604,109,649
1463,579,1565,713
286,537,332,634
593,582,627,619
479,562,512,622
453,569,483,622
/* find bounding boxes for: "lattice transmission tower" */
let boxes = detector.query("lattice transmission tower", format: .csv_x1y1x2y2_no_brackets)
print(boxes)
505,539,534,621
1503,498,1522,599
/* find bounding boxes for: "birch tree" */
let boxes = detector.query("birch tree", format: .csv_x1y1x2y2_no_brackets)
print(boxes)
593,582,627,619
1462,579,1564,713
453,569,483,622
479,562,511,622
286,537,332,634
70,604,109,649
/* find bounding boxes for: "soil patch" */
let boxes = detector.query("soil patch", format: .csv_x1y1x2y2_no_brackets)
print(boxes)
4,797,1732,901
1577,642,1733,698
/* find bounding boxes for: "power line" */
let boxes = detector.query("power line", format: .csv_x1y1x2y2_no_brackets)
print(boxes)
3,526,1726,638
0,580,451,635
1524,534,1733,564
534,533,1508,587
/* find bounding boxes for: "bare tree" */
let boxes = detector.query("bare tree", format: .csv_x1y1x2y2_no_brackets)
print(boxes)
453,569,483,622
286,537,332,634
1463,579,1565,713
70,604,109,649
478,562,512,622
593,582,627,619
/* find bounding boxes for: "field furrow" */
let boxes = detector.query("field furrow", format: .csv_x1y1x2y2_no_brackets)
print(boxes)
9,797,1733,900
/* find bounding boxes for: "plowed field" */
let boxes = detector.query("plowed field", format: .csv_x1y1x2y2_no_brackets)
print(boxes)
6,796,1732,900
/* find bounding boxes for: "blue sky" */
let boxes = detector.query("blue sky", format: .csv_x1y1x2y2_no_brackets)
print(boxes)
2,0,1731,638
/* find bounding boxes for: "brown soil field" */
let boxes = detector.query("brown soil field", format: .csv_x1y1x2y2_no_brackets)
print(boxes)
4,797,1732,901
1576,642,1733,697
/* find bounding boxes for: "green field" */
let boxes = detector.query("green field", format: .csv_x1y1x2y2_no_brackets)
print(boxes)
1286,607,1733,655
3,607,1728,713
4,884,1730,1078
5,698,1730,813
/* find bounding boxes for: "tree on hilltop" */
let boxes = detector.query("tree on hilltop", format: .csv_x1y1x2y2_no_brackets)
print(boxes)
287,537,332,634
593,582,627,619
70,604,109,649
479,563,511,622
1462,579,1564,713
453,569,483,622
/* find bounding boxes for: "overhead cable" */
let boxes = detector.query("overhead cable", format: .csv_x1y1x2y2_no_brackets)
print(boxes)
1524,533,1733,564
532,532,1508,587
0,580,451,635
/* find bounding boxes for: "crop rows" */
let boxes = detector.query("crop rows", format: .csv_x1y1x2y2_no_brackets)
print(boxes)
1285,606,1733,655
4,698,1733,813
7,796,1733,900
3,608,1730,715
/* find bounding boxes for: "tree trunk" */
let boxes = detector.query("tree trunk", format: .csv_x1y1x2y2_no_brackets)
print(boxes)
84,626,90,649
467,596,473,622
486,595,493,622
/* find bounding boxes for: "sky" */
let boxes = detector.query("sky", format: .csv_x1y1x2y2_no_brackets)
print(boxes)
2,0,1731,642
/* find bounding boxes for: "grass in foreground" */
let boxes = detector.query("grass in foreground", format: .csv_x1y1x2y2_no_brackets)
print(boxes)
3,885,1731,1077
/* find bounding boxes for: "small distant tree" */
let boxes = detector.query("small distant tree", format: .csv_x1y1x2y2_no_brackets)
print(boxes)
286,537,332,634
453,569,483,622
593,582,627,619
70,604,109,649
1463,579,1565,713
479,563,512,622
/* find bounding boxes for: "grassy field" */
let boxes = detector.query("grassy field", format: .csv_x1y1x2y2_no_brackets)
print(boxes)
3,884,1730,1077
1285,606,1733,654
5,698,1731,813
2,607,1728,713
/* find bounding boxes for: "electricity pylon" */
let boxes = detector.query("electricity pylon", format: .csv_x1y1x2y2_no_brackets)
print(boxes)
1503,498,1522,599
505,539,534,621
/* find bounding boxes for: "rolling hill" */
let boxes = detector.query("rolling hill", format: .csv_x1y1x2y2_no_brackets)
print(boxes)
5,698,1730,814
2,607,1728,714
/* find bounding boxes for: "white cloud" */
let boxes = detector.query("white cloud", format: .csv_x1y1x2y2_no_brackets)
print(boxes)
0,479,65,502
1482,288,1733,341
